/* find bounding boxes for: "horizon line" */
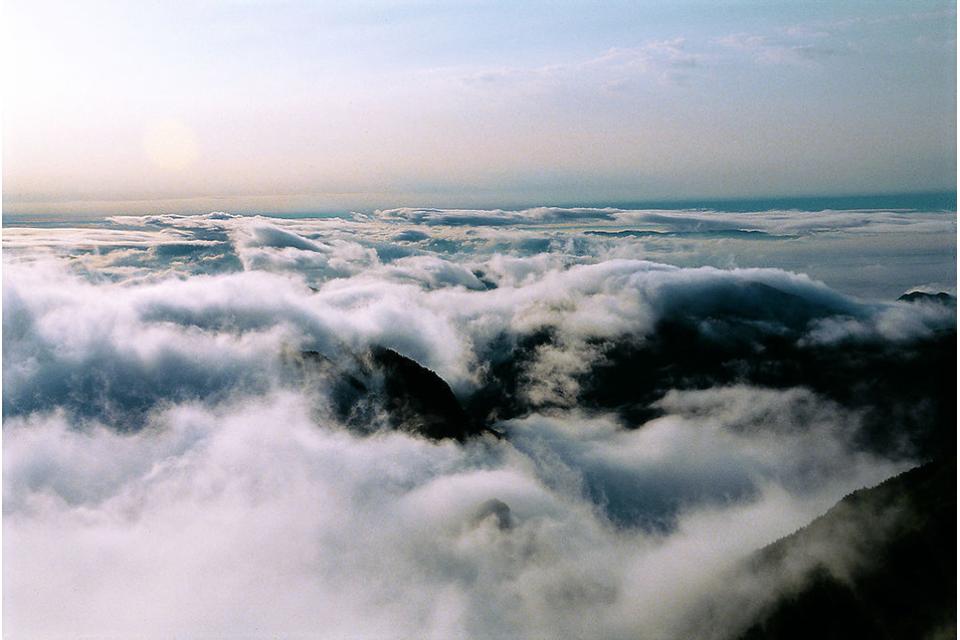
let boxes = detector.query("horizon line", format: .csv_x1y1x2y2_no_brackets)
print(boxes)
2,188,956,219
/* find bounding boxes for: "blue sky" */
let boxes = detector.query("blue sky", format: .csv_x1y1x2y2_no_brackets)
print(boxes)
3,0,956,213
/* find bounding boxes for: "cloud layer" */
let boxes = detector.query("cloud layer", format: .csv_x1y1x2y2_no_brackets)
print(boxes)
3,391,905,639
3,209,955,638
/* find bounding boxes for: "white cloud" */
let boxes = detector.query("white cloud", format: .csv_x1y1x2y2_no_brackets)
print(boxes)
4,387,904,639
2,210,952,638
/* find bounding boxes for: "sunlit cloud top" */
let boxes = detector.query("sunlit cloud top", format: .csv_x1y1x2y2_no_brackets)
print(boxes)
3,0,956,214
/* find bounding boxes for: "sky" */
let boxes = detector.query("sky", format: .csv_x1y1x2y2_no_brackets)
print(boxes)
2,0,957,214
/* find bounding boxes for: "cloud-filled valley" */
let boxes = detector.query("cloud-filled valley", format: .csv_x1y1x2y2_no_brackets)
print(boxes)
2,206,956,639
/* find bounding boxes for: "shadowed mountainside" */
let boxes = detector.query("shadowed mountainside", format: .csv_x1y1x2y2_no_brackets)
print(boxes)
468,288,956,459
290,288,955,462
296,347,495,441
735,456,957,640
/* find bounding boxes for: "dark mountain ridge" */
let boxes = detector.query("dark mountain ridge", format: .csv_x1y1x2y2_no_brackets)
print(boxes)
290,284,954,464
898,291,957,307
294,347,496,441
734,457,956,640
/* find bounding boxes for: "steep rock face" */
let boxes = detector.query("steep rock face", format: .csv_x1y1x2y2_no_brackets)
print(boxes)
735,457,957,640
296,347,490,442
368,346,486,441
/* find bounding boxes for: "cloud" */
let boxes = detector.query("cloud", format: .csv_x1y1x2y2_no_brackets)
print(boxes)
713,31,852,66
504,386,899,529
4,221,952,425
11,207,951,301
803,300,955,345
454,37,708,94
3,387,904,639
3,210,954,638
393,229,431,242
1,228,200,249
377,206,620,226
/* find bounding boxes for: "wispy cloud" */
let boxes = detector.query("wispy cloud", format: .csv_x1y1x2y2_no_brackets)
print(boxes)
713,32,852,66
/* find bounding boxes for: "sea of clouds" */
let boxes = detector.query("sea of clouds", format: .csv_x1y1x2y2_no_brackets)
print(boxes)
2,207,955,638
